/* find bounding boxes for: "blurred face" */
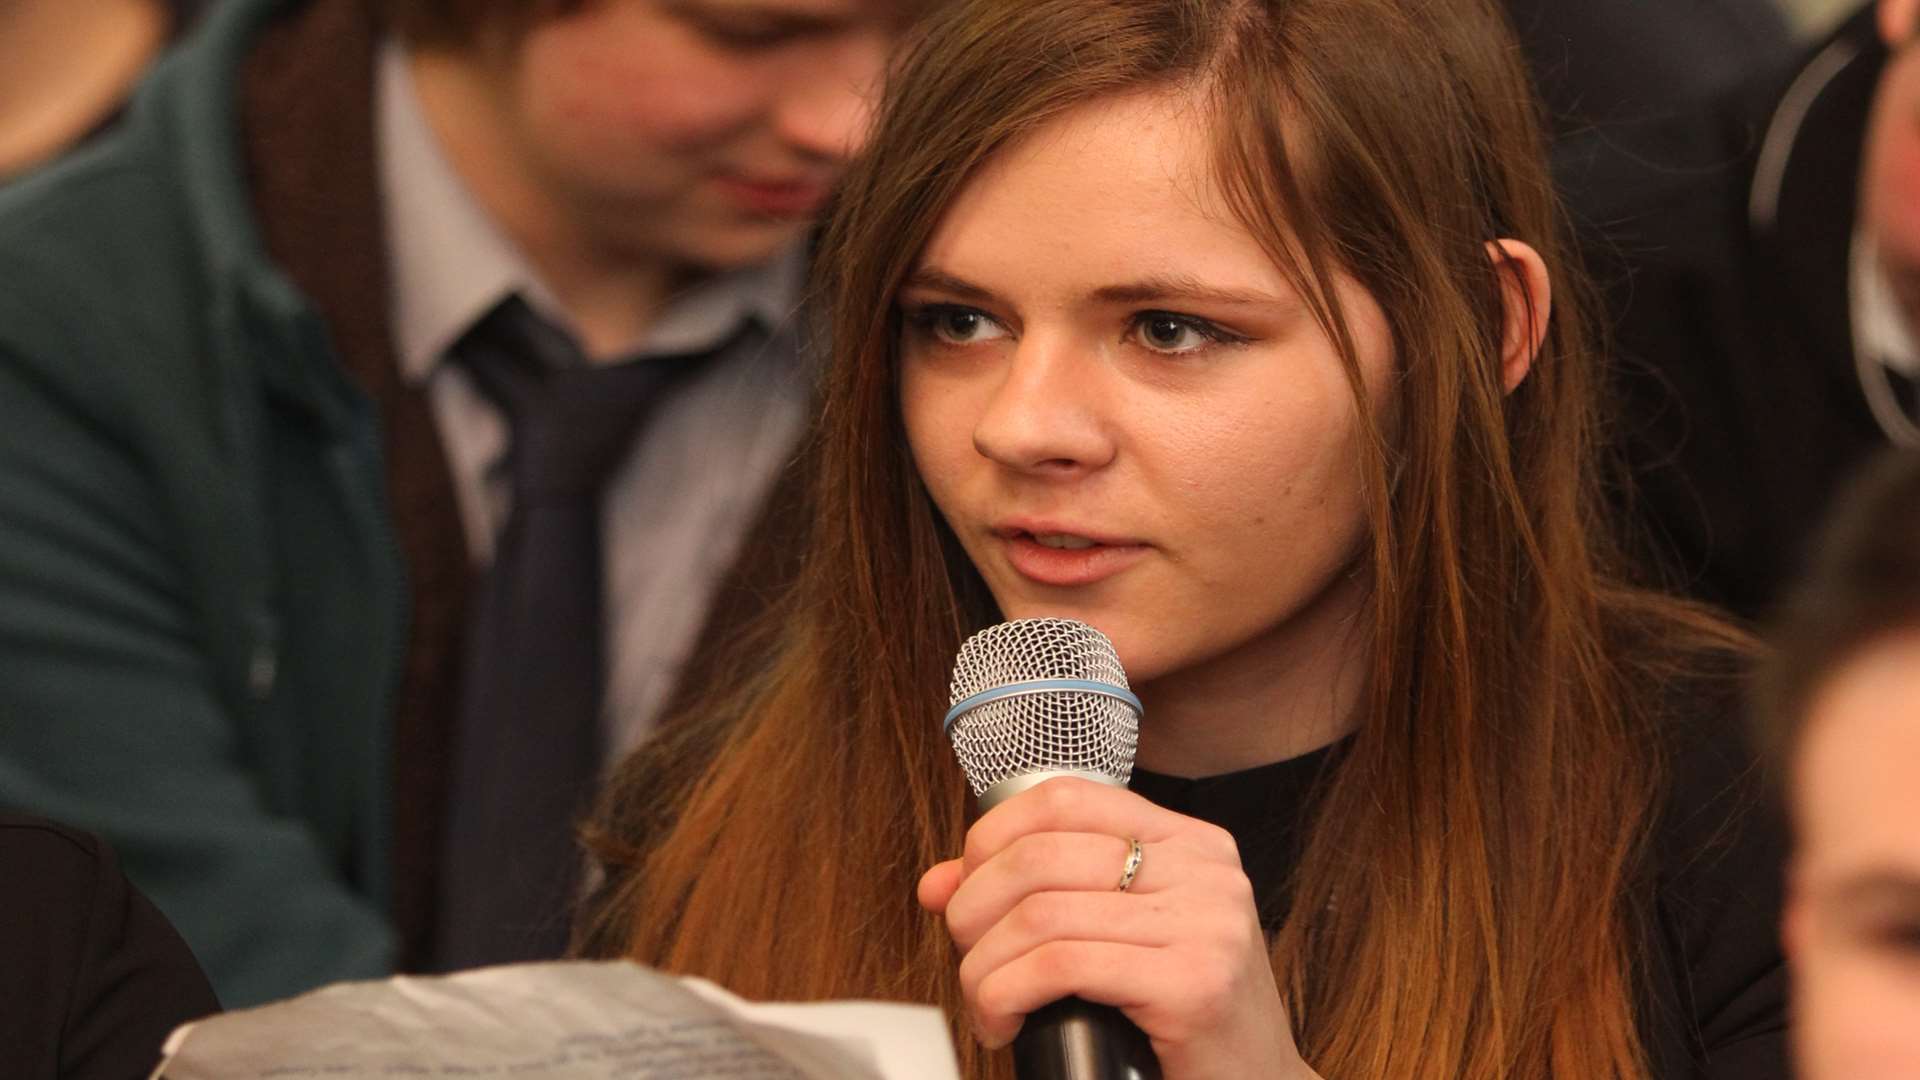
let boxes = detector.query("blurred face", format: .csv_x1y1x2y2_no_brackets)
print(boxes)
1787,629,1920,1080
897,91,1392,720
1865,0,1920,334
494,0,907,270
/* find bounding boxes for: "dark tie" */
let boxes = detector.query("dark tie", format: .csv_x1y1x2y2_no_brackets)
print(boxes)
435,297,709,969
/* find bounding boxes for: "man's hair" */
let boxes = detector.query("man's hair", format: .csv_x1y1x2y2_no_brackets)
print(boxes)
377,0,576,48
1756,449,1920,772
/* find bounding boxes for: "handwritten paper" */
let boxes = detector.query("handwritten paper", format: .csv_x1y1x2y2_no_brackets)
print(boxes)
151,961,960,1080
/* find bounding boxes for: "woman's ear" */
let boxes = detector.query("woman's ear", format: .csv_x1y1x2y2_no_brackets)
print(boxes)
1882,0,1920,47
1486,239,1551,394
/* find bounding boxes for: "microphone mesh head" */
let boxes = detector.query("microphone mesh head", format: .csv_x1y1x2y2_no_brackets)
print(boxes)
946,618,1140,796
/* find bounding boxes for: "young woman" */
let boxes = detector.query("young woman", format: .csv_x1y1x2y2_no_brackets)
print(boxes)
576,0,1788,1075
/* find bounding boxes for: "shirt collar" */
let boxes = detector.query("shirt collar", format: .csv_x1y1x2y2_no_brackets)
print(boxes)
378,38,537,384
376,39,804,378
1852,230,1920,378
645,241,807,357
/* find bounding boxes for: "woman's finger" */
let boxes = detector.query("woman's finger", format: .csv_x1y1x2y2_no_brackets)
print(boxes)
916,857,966,914
955,872,1258,1015
968,930,1274,1056
965,938,1167,1048
955,887,1184,995
943,831,1177,950
962,777,1238,875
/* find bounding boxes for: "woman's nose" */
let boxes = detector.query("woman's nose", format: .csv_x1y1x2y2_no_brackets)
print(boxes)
969,335,1117,475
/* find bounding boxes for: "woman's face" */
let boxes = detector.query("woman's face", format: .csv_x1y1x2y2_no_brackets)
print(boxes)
1788,629,1920,1080
898,91,1395,708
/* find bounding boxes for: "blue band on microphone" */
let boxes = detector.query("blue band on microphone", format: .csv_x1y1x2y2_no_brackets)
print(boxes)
943,678,1144,732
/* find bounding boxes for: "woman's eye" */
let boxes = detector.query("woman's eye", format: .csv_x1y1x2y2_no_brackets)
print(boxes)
906,305,1009,346
1131,312,1239,354
1877,921,1920,954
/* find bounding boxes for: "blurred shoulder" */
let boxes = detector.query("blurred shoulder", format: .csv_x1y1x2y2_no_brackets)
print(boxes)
0,812,112,881
0,814,221,1078
1602,588,1768,796
1602,592,1790,1069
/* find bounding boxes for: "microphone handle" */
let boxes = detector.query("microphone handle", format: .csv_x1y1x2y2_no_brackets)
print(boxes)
1012,996,1162,1080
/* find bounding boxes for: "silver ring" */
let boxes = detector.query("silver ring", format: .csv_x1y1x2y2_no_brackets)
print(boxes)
1115,837,1144,892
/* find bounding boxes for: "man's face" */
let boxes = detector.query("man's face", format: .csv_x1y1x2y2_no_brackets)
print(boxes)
489,0,909,273
1786,629,1920,1080
1865,0,1920,334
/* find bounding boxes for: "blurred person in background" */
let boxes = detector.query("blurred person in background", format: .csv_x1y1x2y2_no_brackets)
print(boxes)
0,0,211,180
1600,0,1920,620
1755,449,1920,1080
0,0,916,1006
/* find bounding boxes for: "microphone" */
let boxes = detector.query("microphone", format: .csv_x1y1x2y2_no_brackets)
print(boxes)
944,618,1163,1080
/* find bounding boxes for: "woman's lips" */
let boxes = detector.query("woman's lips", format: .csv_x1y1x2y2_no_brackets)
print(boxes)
713,174,829,218
996,529,1149,587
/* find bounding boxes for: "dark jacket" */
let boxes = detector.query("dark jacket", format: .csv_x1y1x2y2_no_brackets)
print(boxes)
0,814,221,1080
0,0,407,1005
1598,4,1892,619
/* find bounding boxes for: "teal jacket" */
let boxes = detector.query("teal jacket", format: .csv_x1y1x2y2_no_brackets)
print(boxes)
0,0,402,1005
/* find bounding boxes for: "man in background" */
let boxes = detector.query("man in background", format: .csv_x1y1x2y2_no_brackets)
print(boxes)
0,0,910,1005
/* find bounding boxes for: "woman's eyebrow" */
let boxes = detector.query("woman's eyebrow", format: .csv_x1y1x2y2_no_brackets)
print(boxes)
1091,274,1289,307
899,267,998,302
903,268,1289,310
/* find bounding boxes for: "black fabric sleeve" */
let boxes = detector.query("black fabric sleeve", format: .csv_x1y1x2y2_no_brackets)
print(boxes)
0,815,220,1080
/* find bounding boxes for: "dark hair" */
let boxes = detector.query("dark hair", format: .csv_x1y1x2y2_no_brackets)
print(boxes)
1756,449,1920,774
579,0,1747,1075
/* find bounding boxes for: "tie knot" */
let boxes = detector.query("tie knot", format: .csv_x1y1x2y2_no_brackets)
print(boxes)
452,298,701,499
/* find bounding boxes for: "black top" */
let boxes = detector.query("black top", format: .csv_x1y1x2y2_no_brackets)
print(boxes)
0,814,221,1080
1131,706,1788,1078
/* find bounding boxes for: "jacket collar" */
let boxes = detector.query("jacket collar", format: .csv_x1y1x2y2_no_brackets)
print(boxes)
1748,5,1888,375
1747,10,1878,238
130,0,378,432
136,0,297,295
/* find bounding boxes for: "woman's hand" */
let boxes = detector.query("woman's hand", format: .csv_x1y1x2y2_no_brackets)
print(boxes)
916,776,1318,1079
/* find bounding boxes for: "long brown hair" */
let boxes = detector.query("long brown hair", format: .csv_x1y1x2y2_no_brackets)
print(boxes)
580,1,1744,1075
